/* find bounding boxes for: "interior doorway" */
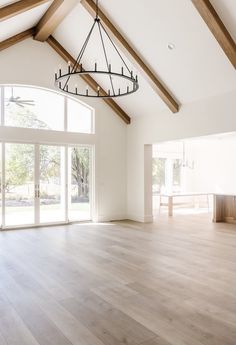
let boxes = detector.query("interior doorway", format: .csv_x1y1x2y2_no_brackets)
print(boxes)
152,132,236,218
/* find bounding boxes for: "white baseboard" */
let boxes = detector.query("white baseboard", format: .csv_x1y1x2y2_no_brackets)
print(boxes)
93,214,154,224
126,214,153,223
94,214,127,222
144,214,154,223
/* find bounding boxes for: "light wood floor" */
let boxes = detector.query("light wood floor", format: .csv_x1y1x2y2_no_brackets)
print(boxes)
0,214,236,345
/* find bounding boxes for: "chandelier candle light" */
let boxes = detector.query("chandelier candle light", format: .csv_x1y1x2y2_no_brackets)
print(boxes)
54,0,139,98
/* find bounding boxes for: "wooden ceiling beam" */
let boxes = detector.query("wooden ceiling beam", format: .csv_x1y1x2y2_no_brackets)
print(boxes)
81,0,179,113
0,0,50,22
47,36,131,124
0,27,35,52
192,0,236,69
35,0,78,42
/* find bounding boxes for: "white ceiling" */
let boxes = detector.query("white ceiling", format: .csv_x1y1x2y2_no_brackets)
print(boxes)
98,0,236,103
0,0,236,118
210,0,236,41
0,1,53,41
54,0,236,116
0,0,20,7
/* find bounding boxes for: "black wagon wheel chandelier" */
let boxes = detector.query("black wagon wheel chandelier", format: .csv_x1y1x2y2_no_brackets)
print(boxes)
54,0,139,98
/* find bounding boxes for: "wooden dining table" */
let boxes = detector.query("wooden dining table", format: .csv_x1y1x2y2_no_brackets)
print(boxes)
159,192,212,217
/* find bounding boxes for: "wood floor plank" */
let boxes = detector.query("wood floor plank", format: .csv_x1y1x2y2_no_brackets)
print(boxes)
0,307,40,345
60,295,156,345
140,336,173,345
0,213,235,345
0,272,74,345
0,333,8,345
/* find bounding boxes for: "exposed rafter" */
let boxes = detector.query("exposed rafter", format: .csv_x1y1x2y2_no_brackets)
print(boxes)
35,0,78,42
47,36,131,124
0,0,50,22
192,0,236,69
81,0,179,113
0,28,35,52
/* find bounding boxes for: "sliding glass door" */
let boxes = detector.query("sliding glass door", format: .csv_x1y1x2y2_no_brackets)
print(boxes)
4,143,35,226
68,147,91,221
0,145,2,227
39,145,66,223
0,143,92,228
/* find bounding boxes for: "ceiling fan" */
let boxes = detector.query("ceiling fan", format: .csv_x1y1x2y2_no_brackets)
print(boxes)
5,88,35,107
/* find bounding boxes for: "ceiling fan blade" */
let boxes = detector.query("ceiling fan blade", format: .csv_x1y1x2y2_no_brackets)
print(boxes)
15,103,24,108
17,99,35,103
6,97,21,103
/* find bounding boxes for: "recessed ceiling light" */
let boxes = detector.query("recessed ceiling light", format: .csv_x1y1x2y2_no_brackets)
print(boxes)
167,43,175,50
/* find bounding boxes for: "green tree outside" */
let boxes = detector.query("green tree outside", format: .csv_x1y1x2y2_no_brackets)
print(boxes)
4,104,89,200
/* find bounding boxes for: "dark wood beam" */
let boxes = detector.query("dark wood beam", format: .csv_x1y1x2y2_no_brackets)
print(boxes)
0,28,35,52
0,0,50,22
192,0,236,68
81,0,179,113
35,0,78,42
47,36,131,124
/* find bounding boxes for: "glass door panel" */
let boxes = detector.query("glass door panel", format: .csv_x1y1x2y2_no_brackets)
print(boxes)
68,147,91,221
5,143,34,226
1,144,92,228
39,145,65,223
0,144,2,228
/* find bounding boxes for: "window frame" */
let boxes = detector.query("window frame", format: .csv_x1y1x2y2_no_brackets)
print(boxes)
0,84,95,134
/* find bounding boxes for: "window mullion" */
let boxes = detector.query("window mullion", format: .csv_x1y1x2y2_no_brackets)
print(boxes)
0,87,4,126
64,96,68,132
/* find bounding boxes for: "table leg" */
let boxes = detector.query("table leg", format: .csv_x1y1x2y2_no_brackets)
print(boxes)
168,196,173,217
207,194,210,212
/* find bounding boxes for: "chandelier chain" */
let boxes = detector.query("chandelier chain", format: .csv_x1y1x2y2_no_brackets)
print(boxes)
96,0,99,18
100,21,131,74
63,20,96,91
74,20,96,68
98,20,115,95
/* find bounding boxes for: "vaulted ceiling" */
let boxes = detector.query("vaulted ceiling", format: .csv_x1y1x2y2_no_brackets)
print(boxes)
0,0,236,123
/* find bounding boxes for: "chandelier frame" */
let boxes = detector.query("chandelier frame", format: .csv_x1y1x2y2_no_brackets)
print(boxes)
54,1,139,98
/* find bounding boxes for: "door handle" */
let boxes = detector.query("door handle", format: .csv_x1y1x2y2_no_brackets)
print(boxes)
35,185,40,198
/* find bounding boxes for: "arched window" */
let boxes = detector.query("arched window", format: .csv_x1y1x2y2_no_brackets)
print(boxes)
1,85,94,134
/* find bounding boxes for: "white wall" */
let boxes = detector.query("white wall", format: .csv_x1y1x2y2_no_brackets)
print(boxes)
127,90,236,222
153,137,236,194
0,38,127,222
1,39,236,224
183,138,236,195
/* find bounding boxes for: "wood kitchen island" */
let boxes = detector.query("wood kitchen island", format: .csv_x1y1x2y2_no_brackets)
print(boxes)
213,194,236,224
